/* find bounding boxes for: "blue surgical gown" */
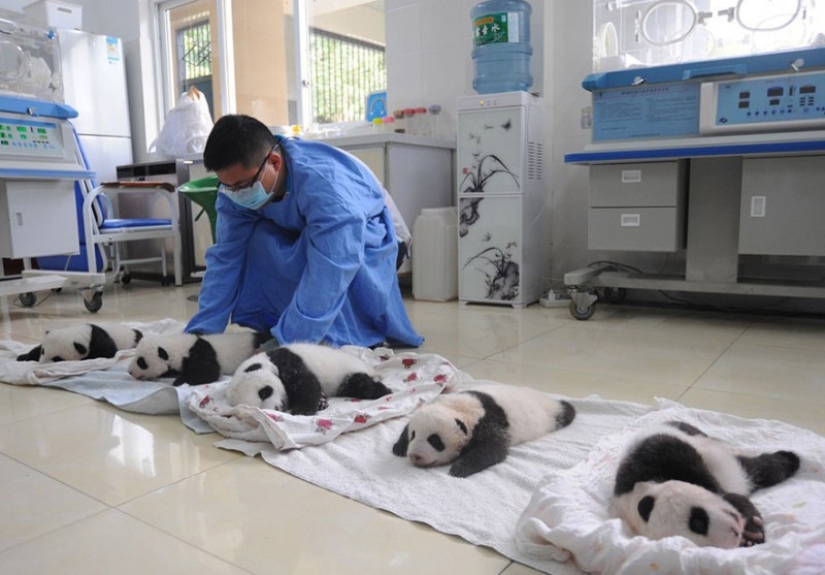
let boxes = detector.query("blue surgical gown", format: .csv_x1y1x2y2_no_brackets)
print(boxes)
185,137,424,348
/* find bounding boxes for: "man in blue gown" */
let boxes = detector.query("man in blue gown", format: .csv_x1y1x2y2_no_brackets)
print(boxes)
185,114,423,348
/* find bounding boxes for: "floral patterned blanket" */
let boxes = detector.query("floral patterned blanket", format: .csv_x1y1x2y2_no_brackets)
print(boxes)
186,346,460,450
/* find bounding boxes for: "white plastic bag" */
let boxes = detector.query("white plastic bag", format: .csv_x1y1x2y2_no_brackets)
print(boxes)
149,87,213,158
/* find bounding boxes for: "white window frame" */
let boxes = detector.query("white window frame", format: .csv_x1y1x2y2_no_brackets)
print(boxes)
153,0,374,129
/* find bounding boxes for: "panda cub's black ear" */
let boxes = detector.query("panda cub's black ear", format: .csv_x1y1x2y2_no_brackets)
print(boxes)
637,495,655,522
158,347,169,360
455,419,468,434
74,342,88,356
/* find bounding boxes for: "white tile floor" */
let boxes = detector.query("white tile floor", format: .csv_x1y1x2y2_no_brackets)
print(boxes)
1,282,824,574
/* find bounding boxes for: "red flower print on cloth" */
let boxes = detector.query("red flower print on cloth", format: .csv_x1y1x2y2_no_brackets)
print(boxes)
434,374,447,384
402,358,417,369
316,418,333,434
354,414,370,424
199,396,211,409
404,372,418,383
266,412,284,423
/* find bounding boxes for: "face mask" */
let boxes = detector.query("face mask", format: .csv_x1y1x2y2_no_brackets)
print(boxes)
221,157,278,210
224,179,274,210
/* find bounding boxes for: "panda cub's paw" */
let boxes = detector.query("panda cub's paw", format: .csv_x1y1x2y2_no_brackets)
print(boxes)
317,390,329,412
722,492,765,547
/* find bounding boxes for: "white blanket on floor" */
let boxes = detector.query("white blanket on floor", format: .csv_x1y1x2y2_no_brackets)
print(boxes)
186,346,460,449
514,400,825,575
0,319,211,431
207,392,654,575
0,318,184,385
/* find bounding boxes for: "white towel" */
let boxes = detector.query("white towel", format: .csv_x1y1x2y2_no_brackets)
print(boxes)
206,392,653,574
514,399,825,575
0,318,184,385
0,319,212,431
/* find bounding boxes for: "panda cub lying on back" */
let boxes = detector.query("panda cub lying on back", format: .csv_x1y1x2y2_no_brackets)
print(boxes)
613,421,800,549
393,385,576,478
226,343,392,415
16,323,143,363
128,331,270,386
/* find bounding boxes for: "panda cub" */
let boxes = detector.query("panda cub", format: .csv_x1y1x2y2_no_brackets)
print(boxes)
613,420,800,549
226,343,391,415
128,331,270,386
16,323,143,363
392,385,576,478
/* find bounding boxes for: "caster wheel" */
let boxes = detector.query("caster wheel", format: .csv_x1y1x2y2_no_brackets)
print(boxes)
160,276,170,287
603,287,627,304
19,292,36,307
121,273,132,285
84,292,103,313
569,300,596,321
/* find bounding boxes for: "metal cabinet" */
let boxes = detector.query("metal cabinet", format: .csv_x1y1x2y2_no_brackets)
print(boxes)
739,156,825,256
589,161,687,252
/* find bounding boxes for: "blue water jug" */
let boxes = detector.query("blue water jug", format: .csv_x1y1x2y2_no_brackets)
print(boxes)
471,0,533,94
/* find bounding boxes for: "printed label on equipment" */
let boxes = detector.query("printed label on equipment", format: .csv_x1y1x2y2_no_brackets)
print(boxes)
621,214,641,227
621,169,642,184
750,195,766,218
592,82,701,141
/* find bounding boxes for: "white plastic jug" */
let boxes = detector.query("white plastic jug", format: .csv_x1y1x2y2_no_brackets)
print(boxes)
412,207,458,302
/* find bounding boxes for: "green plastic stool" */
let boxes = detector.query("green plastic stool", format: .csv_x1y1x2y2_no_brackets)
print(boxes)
178,175,219,243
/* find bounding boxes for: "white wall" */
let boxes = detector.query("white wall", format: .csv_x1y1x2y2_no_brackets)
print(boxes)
548,0,595,283
385,0,545,138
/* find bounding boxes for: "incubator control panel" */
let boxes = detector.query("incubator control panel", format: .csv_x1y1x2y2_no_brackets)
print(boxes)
700,70,825,134
0,118,65,159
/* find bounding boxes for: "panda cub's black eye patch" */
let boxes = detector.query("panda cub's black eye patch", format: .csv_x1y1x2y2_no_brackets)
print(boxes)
137,357,148,370
245,363,263,373
52,356,63,363
427,434,445,452
689,506,710,535
637,495,655,522
258,386,274,400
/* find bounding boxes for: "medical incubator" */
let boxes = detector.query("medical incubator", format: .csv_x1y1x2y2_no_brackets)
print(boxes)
594,0,823,72
0,17,105,311
564,43,825,319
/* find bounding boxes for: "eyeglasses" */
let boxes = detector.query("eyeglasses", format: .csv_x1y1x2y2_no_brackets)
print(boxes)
218,150,271,193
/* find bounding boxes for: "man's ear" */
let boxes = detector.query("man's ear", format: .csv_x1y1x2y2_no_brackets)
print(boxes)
269,150,284,171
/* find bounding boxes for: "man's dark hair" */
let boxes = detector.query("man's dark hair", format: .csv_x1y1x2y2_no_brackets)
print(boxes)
203,114,276,171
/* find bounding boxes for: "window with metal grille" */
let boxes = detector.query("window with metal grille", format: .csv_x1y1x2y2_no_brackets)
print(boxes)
175,19,215,115
177,20,212,87
310,28,386,124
